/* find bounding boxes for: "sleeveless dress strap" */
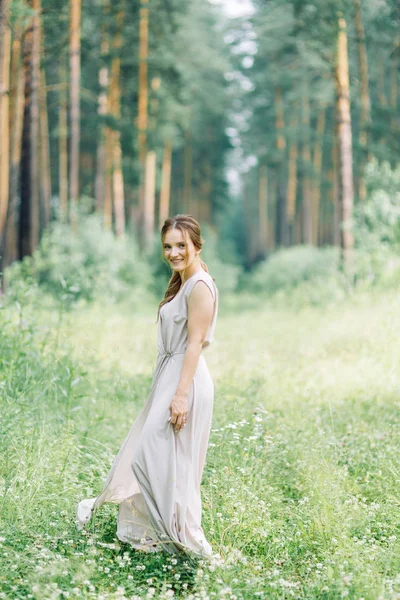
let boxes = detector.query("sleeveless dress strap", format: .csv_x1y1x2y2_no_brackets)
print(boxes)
183,271,217,303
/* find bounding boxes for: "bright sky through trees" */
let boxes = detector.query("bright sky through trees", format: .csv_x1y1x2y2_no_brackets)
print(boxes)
209,0,255,18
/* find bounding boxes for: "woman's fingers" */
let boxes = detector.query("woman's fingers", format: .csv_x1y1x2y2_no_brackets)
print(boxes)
177,414,186,431
171,412,188,432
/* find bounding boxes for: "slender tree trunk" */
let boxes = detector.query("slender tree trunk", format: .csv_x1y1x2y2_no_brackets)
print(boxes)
138,0,149,237
286,108,298,245
353,0,371,203
243,173,256,267
268,173,276,251
95,3,109,215
69,0,81,218
201,159,212,224
378,51,388,107
332,136,340,247
112,137,125,236
4,28,25,267
159,139,172,227
110,1,125,237
275,87,286,151
0,0,11,249
275,87,287,245
390,47,398,111
302,90,312,244
353,0,371,145
312,107,326,245
39,68,51,228
390,37,399,124
336,16,354,272
59,58,68,220
183,128,192,213
258,163,268,256
30,0,41,253
144,150,156,250
103,127,113,229
20,22,33,258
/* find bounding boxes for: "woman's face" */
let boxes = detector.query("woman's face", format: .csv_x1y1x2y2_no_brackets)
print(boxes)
163,227,200,273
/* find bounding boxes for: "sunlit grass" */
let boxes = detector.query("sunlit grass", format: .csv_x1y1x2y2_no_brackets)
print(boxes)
1,289,400,598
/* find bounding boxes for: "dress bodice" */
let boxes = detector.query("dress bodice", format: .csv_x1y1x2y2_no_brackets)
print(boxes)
158,269,218,356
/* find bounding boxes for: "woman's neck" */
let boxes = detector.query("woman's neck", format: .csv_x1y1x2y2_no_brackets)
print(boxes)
180,263,202,284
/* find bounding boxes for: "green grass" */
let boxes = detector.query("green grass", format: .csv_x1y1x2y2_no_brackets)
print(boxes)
1,289,400,599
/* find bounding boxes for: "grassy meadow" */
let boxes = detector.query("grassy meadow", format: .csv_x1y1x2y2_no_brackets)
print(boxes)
1,288,400,599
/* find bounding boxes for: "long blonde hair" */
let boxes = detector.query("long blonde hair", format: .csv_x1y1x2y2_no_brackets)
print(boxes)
158,215,210,317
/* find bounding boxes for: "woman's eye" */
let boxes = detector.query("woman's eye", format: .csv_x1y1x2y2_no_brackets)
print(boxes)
179,244,185,248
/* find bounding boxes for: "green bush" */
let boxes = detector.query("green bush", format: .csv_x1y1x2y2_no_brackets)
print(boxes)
240,245,340,295
5,214,153,306
352,160,400,286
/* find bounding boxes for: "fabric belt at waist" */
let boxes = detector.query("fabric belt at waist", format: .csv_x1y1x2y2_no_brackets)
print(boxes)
158,350,186,358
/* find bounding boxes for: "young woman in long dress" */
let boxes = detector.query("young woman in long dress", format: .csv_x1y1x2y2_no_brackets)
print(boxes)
76,215,219,558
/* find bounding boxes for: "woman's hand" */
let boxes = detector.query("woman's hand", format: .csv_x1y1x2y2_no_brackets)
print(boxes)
169,393,188,433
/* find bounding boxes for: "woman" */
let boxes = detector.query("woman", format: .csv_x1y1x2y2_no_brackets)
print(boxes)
77,214,218,558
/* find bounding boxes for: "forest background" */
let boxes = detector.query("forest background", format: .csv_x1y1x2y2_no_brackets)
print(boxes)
1,0,400,598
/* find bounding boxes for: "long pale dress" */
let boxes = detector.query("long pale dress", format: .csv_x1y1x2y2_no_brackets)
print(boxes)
76,268,218,558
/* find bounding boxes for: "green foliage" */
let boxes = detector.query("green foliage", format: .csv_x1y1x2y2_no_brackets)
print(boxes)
240,245,343,304
353,160,400,286
5,215,153,307
355,161,400,249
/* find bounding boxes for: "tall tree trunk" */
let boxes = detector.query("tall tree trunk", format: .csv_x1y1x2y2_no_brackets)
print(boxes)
4,28,25,268
331,132,340,247
20,22,33,258
138,0,149,237
390,37,399,125
243,173,257,267
258,163,268,257
159,139,172,227
201,158,212,224
353,0,371,203
112,136,125,236
286,109,298,245
39,68,51,228
59,58,68,220
268,173,276,251
336,16,354,272
110,1,125,237
95,2,109,215
183,128,192,213
0,0,11,251
103,127,113,229
312,107,326,245
30,0,41,253
275,87,286,245
275,87,286,151
302,90,312,244
378,51,388,107
144,150,156,250
69,0,81,218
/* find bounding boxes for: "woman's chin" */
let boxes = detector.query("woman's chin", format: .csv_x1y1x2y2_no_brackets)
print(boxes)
170,262,186,271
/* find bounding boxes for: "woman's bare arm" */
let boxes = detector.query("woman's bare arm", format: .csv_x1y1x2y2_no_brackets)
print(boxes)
169,281,214,432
